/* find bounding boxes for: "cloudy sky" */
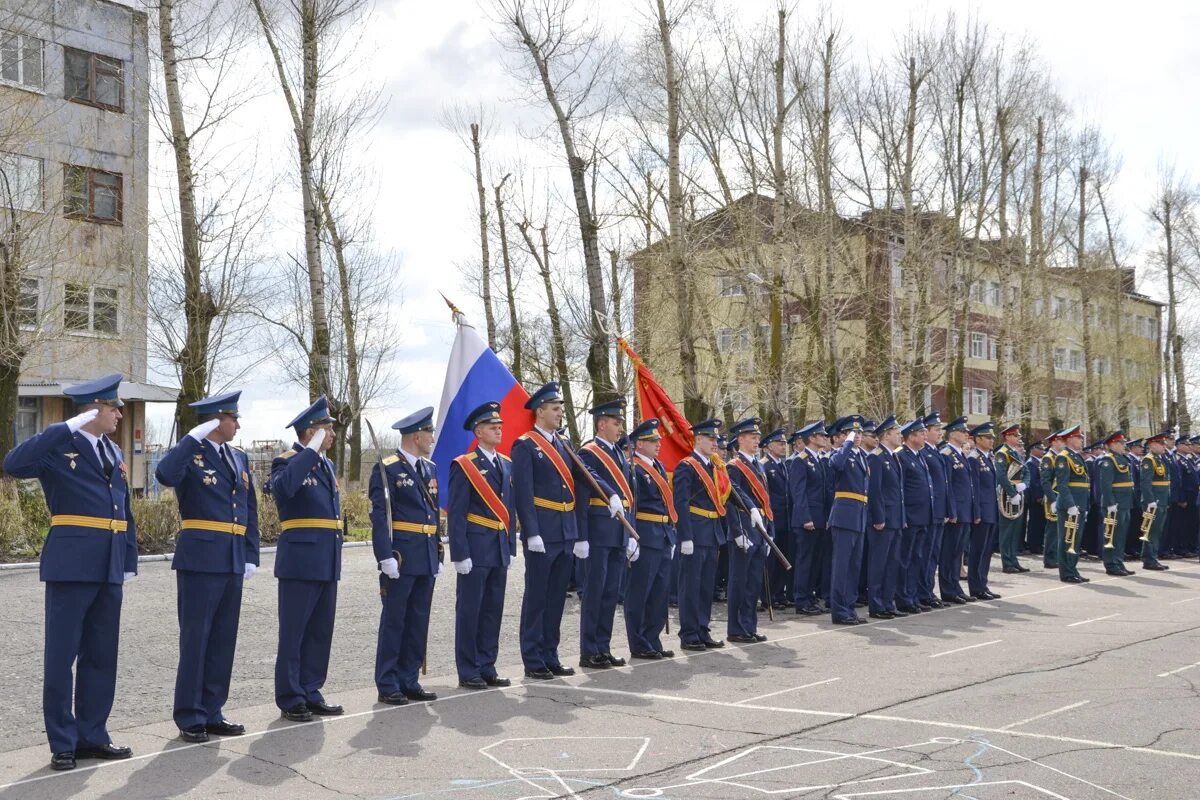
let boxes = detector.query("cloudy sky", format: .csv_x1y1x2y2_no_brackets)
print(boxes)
144,0,1200,447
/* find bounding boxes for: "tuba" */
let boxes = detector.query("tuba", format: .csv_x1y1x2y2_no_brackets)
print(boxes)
999,457,1025,520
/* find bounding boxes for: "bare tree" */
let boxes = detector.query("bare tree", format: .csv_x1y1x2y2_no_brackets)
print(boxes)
1149,165,1196,432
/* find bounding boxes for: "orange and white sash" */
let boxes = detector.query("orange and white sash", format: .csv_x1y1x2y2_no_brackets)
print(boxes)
635,458,677,524
681,456,725,516
582,441,633,507
454,453,511,531
729,457,775,521
525,430,575,501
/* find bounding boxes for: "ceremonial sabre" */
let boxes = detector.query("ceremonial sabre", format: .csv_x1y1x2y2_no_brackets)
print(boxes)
723,487,792,571
561,444,641,567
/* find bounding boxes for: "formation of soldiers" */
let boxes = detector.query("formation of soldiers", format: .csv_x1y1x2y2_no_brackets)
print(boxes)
11,375,1196,772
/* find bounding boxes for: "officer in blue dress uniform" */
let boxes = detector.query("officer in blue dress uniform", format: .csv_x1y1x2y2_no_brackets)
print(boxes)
624,419,677,659
788,421,828,616
513,381,613,679
760,428,791,609
371,406,441,705
155,390,258,743
672,418,729,649
920,413,949,610
726,417,771,643
271,395,344,722
896,418,933,614
1125,439,1144,559
939,416,977,604
967,422,1001,600
1023,440,1047,556
575,399,638,669
4,375,136,771
867,416,906,619
827,415,869,625
448,401,517,689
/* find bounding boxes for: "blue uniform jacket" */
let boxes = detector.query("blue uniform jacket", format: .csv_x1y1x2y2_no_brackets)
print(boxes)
369,451,439,575
971,449,999,524
512,431,607,545
898,444,934,527
1178,454,1198,506
631,455,676,551
941,444,975,523
922,442,949,522
868,448,906,529
762,456,790,536
727,452,771,545
787,449,827,530
671,455,728,547
270,445,343,581
1024,456,1045,503
446,448,516,568
827,439,869,532
156,436,260,574
4,422,137,583
1127,453,1141,506
574,439,627,549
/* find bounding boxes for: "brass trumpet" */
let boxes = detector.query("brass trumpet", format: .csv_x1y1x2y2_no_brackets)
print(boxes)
1139,506,1156,542
1064,511,1079,555
1044,497,1057,523
1102,509,1117,550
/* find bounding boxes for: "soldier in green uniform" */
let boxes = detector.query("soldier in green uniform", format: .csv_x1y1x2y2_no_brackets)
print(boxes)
1140,431,1173,571
1095,431,1135,577
1039,431,1064,570
1054,425,1091,584
995,423,1030,574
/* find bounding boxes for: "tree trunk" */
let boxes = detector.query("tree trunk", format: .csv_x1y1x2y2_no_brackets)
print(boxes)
609,249,627,395
1161,193,1189,431
471,122,496,348
494,177,521,382
1077,165,1097,435
520,221,579,442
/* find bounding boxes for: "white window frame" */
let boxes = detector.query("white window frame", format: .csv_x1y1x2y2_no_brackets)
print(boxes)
0,152,43,212
63,283,119,336
0,30,44,92
17,276,38,329
717,275,744,298
965,387,989,415
14,395,39,443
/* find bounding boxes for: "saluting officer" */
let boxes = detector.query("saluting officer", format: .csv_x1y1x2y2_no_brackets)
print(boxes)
371,407,441,706
760,428,791,610
1095,431,1136,577
448,401,517,690
155,390,258,743
919,413,949,610
967,423,1001,600
788,422,829,616
1140,431,1173,570
994,423,1029,574
827,415,869,625
726,418,772,643
575,399,637,670
867,416,905,619
1054,425,1091,584
1040,431,1065,570
4,375,136,771
624,419,677,660
672,418,729,649
271,395,345,722
896,418,933,614
939,416,976,605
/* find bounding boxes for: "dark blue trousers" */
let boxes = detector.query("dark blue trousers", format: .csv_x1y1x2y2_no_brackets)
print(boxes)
900,525,929,608
580,544,624,657
939,522,968,599
678,544,719,644
275,578,337,711
44,581,122,754
922,523,943,603
968,522,996,596
727,542,767,636
455,564,507,682
375,573,434,694
817,528,832,603
519,542,572,671
867,528,900,613
829,526,864,621
623,545,671,653
768,528,792,604
174,571,243,730
792,527,823,610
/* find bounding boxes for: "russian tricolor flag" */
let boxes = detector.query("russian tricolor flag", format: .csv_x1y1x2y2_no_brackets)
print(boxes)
432,313,532,508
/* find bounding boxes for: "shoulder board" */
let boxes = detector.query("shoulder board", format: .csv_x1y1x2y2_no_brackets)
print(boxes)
1055,454,1067,463
967,449,978,459
517,433,531,442
892,446,903,455
499,453,511,461
939,445,953,455
231,445,245,454
382,454,400,466
797,451,808,460
277,449,298,460
463,452,477,461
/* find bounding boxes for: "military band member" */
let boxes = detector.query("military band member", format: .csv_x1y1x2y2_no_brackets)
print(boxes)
672,418,729,649
155,390,258,743
827,415,869,625
1172,436,1200,558
272,395,345,721
575,399,637,669
919,413,949,610
370,407,441,705
761,428,791,609
1040,432,1065,569
726,418,772,643
867,416,905,619
1094,431,1135,576
1054,425,1091,584
1140,432,1173,570
939,416,975,604
995,424,1029,574
967,423,1001,600
624,419,677,659
448,402,517,689
4,375,136,771
896,418,933,614
788,421,830,616
1023,440,1046,557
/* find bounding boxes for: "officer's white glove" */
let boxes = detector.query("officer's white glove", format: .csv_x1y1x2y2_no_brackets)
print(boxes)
680,540,694,556
1067,506,1079,517
436,562,444,577
572,541,590,559
379,557,400,579
305,428,326,451
846,431,858,445
123,571,136,582
750,508,764,530
1148,501,1159,512
1107,504,1118,514
735,534,751,551
1015,482,1027,493
454,558,473,575
1009,494,1022,507
187,418,221,442
243,563,257,580
66,408,99,433
626,538,638,561
608,494,624,518
439,534,449,544
527,535,546,553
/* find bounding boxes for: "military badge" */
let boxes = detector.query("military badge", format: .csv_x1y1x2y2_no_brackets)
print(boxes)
64,452,78,470
203,470,218,486
242,470,250,487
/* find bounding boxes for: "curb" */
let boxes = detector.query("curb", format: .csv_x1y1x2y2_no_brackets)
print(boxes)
0,540,370,572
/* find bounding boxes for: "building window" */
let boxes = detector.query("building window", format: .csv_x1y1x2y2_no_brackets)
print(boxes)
1094,356,1111,376
1069,349,1084,372
0,152,42,211
1054,397,1068,418
64,47,124,112
64,284,119,335
1034,395,1048,420
0,30,43,90
17,277,38,328
1032,297,1045,316
1133,407,1150,427
970,280,1001,306
717,276,744,298
717,327,749,353
14,396,38,444
965,387,989,415
1136,315,1156,339
1123,358,1139,378
63,165,122,223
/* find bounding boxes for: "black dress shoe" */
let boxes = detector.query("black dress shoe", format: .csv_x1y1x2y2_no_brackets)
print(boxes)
282,705,313,722
681,641,707,651
548,664,575,676
403,689,438,702
1061,575,1087,583
970,593,990,601
1144,562,1168,570
75,743,133,760
308,700,343,716
854,600,867,608
205,720,244,736
580,654,611,669
889,608,910,617
1044,562,1059,569
1016,566,1031,572
701,638,725,649
1002,567,1020,574
458,678,488,690
728,634,757,643
833,617,859,625
853,616,868,624
961,594,977,602
603,653,627,667
943,595,967,605
796,605,823,616
658,649,675,658
376,690,410,705
484,676,511,687
524,668,554,679
179,727,209,743
1105,569,1125,576
631,650,663,660
753,633,767,642
50,752,75,771
1121,568,1136,576
868,611,894,620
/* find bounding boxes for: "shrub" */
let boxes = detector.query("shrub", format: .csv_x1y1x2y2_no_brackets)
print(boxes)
257,491,281,545
131,494,181,555
0,480,42,561
342,487,371,530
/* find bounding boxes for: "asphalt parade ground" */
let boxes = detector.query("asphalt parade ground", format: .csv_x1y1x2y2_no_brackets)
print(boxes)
2,547,1199,799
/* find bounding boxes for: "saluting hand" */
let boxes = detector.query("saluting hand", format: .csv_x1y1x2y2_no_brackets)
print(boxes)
187,418,221,442
66,408,99,433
